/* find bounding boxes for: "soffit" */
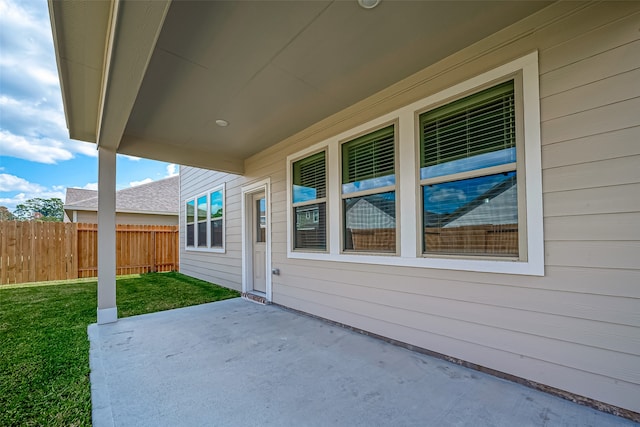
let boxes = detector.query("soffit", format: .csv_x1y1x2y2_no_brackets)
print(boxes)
48,0,111,142
117,1,552,172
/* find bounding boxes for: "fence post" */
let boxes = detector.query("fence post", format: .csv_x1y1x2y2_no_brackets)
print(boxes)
71,223,78,279
151,230,157,273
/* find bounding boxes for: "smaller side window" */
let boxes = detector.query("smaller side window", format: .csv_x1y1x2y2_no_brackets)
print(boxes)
186,200,195,247
210,189,224,248
292,151,327,251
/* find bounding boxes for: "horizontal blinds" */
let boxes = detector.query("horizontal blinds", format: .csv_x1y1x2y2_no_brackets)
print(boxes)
342,125,395,184
421,80,515,168
293,151,326,199
294,203,326,250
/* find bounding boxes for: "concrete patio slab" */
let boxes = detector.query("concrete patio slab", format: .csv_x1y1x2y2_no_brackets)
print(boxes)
88,298,637,427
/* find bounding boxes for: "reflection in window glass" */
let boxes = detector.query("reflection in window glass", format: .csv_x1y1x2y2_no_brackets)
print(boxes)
420,80,516,178
341,125,396,253
423,172,518,256
210,191,223,219
342,126,395,195
420,147,515,180
294,203,326,250
210,190,223,248
256,198,266,243
186,200,195,247
344,191,396,252
197,196,207,247
292,152,327,251
419,80,519,257
293,151,325,203
186,187,225,250
211,219,223,247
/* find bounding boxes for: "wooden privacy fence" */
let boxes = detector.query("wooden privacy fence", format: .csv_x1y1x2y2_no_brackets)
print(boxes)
0,221,179,285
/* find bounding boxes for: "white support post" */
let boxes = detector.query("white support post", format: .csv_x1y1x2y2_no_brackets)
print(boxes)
97,147,118,324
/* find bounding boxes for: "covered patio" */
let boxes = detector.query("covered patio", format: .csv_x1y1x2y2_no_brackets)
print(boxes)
88,298,634,427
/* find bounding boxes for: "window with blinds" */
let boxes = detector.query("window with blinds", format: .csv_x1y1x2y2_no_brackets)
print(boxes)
420,80,519,257
341,125,397,253
292,151,327,251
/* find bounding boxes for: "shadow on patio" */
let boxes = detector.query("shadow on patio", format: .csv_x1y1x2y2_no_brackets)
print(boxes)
89,298,635,427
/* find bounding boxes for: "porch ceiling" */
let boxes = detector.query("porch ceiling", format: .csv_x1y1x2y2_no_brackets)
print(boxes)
51,0,551,174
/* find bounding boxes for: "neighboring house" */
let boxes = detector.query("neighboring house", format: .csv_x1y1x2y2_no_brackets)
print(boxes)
63,176,179,225
50,1,640,419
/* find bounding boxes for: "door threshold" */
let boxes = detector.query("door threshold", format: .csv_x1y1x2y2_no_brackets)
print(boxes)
242,292,269,305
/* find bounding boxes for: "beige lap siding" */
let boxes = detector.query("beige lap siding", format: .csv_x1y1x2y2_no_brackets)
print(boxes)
180,1,640,414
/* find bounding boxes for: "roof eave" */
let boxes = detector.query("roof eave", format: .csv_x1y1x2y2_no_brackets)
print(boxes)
48,0,113,144
48,0,171,150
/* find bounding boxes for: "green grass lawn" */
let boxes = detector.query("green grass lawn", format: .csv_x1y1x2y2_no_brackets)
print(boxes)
0,272,240,427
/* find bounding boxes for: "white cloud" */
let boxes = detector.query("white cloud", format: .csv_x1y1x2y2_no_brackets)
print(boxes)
27,66,59,86
166,164,178,177
0,189,65,210
129,178,154,187
120,154,142,161
0,130,74,164
428,188,467,203
0,173,65,210
0,173,45,192
82,182,98,191
125,163,178,188
0,0,97,165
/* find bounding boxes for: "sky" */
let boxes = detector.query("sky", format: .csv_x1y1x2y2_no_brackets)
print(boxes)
0,0,177,212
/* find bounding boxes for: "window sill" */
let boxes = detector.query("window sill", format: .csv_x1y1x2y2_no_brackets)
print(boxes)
185,247,226,254
287,251,544,276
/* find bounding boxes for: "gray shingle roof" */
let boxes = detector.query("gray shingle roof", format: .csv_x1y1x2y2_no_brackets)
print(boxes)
64,176,179,214
65,188,97,205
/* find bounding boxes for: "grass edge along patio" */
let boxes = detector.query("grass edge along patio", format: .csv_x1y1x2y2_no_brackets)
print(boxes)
0,272,239,427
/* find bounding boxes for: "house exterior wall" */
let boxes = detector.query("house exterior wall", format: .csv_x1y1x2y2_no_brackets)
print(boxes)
180,2,640,413
71,210,178,226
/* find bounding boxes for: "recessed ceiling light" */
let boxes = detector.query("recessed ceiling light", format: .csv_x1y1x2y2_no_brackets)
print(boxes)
215,119,229,127
358,0,380,9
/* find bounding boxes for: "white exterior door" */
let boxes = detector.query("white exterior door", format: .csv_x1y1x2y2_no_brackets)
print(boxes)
251,192,267,293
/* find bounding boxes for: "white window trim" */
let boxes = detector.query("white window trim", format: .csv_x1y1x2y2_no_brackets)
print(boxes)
286,52,544,276
184,183,226,253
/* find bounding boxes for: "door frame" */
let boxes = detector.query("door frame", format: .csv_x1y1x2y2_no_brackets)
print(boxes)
241,178,272,302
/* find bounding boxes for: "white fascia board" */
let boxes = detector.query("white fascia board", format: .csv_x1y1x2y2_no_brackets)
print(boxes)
97,0,171,151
